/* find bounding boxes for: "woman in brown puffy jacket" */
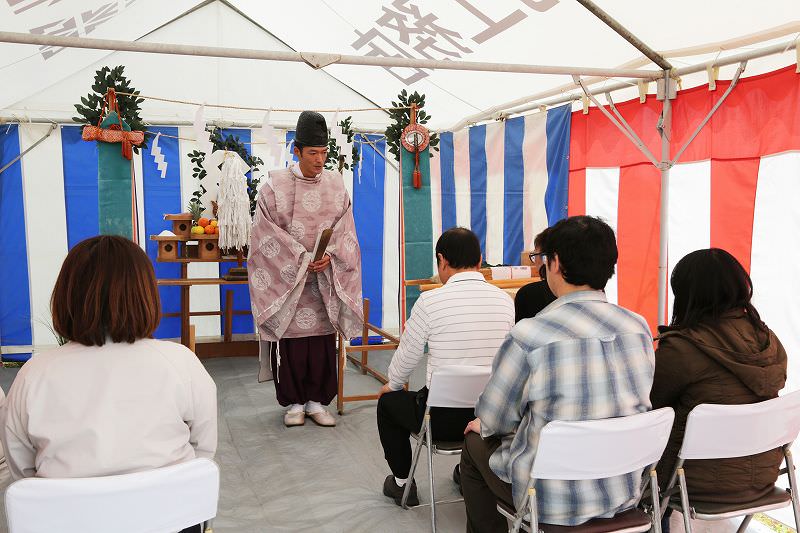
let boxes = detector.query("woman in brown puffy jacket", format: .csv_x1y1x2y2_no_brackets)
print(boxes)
652,248,787,511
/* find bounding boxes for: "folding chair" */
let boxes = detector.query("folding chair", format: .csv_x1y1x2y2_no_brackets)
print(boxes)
400,365,492,533
661,391,800,533
5,457,220,533
497,407,675,533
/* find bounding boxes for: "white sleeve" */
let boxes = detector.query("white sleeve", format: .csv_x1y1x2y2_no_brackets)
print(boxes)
1,371,36,479
183,356,218,459
387,296,431,390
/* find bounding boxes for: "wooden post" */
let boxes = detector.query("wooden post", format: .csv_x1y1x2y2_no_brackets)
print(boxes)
188,324,196,354
224,289,233,343
361,298,370,374
337,333,346,415
180,263,190,347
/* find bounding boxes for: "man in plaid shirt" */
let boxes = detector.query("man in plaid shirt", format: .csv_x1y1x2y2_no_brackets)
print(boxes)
459,216,655,532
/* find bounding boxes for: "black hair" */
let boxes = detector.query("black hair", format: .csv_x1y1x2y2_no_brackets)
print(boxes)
533,226,550,251
436,227,481,269
293,141,305,153
670,248,766,332
541,216,617,290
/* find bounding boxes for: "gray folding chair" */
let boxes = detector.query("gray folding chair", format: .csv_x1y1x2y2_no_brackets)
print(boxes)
497,407,675,533
661,391,800,533
400,365,492,533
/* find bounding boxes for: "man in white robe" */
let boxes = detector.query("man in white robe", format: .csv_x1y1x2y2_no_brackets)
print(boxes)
248,111,363,427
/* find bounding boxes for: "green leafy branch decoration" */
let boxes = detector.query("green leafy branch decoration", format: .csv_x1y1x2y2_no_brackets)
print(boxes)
72,65,149,152
385,89,439,162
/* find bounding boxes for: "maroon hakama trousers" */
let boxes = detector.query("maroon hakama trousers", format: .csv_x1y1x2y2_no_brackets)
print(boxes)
269,334,337,407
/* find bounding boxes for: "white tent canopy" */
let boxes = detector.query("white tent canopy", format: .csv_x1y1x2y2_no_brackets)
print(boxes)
1,0,798,131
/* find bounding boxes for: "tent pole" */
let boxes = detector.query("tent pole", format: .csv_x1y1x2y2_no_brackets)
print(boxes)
657,71,673,327
0,31,657,80
575,0,672,70
670,62,747,166
451,38,797,130
573,76,660,167
0,116,388,135
576,70,673,327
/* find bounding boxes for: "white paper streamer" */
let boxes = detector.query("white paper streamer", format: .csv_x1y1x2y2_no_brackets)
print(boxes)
357,140,364,183
150,132,168,178
260,110,283,168
260,110,274,141
217,151,251,251
199,149,226,217
193,104,214,157
343,134,354,170
283,138,295,167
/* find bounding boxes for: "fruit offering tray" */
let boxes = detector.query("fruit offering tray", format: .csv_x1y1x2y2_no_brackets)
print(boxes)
150,213,221,262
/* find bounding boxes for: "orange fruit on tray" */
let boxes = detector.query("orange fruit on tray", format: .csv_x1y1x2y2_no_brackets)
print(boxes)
204,225,215,235
198,217,210,227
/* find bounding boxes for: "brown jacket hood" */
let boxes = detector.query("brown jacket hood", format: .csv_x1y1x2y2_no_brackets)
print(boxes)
657,313,787,398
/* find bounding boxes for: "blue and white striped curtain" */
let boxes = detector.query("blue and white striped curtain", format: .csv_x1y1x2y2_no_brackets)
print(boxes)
428,104,572,266
0,124,397,360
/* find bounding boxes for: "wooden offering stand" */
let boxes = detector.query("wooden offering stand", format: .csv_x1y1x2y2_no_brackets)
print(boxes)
150,213,256,358
152,213,220,261
336,297,401,415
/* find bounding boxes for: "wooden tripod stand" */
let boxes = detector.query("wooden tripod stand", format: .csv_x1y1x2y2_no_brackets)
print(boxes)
336,298,400,415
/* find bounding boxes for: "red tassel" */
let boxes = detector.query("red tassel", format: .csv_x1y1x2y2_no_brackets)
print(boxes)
413,148,422,189
122,139,133,160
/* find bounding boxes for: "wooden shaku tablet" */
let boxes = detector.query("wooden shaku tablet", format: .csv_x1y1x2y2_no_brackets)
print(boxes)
313,228,334,262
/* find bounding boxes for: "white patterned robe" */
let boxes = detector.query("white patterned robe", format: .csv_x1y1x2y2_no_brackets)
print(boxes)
248,165,363,342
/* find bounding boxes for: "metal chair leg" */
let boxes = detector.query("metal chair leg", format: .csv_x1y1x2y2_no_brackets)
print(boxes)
402,421,426,509
677,468,693,533
785,446,800,532
509,486,531,533
426,416,436,533
735,514,753,533
650,469,663,533
661,460,683,518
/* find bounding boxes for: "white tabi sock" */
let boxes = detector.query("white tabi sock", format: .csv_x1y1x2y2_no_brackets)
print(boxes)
287,403,304,414
305,401,325,414
394,476,408,487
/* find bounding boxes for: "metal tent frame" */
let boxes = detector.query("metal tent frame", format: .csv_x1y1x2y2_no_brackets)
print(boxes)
1,1,797,326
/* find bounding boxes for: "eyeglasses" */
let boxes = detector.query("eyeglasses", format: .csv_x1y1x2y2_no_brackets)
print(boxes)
528,252,546,263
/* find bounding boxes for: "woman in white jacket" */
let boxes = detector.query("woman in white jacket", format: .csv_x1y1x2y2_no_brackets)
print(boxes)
1,236,217,521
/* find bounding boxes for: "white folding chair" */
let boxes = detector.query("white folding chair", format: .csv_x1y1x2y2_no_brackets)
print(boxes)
498,407,675,533
400,365,492,533
661,391,800,533
5,458,220,533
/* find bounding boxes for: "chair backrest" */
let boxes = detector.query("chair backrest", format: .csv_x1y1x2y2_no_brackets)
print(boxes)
427,365,492,408
5,458,219,533
531,408,675,480
679,390,800,460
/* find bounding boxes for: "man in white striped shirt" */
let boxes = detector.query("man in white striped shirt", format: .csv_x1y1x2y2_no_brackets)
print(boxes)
377,227,514,506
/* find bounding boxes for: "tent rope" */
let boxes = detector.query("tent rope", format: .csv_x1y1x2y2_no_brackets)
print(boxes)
0,123,57,176
144,130,385,145
114,91,409,113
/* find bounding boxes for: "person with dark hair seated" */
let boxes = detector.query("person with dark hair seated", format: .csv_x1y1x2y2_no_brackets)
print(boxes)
1,236,217,532
514,227,556,323
460,216,655,532
652,248,787,532
377,227,514,506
